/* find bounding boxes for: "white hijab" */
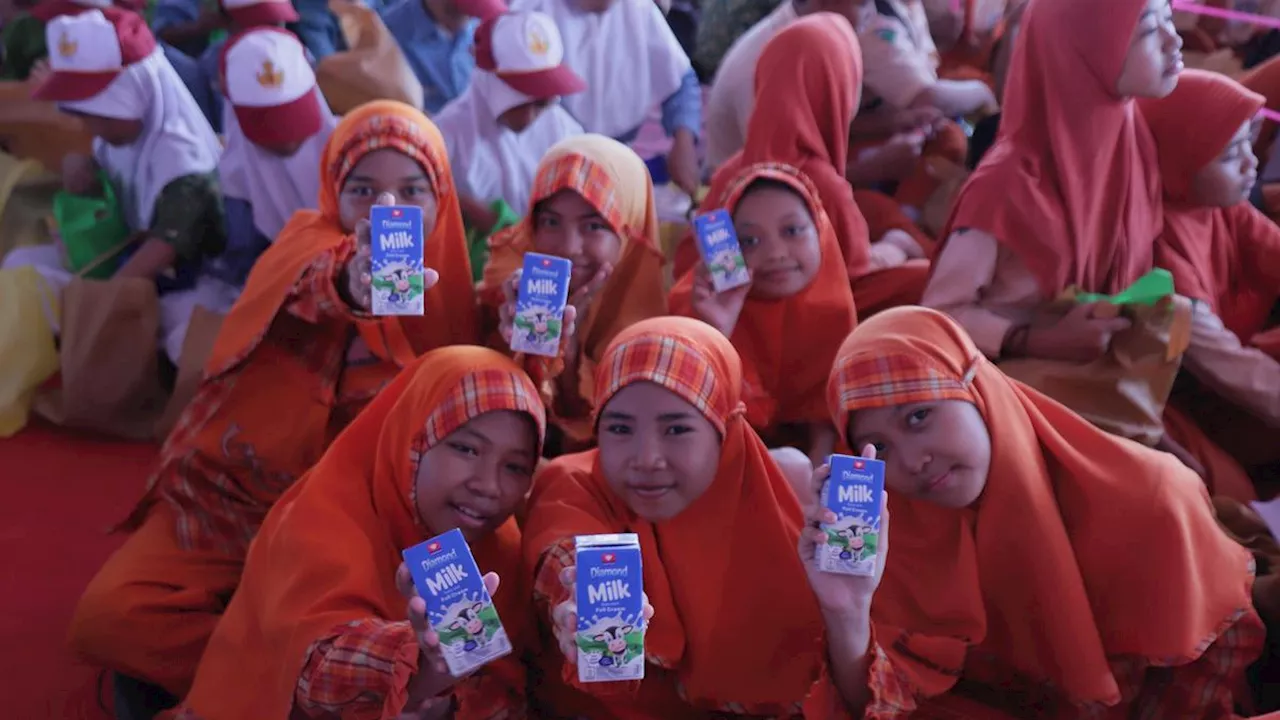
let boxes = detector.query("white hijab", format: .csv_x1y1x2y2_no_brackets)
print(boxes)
217,90,337,240
435,71,584,213
509,0,690,139
61,49,221,231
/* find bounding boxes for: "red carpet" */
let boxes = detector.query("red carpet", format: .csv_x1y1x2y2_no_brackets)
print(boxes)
0,421,158,719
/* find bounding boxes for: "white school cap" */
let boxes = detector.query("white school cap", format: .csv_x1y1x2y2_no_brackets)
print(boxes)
220,27,322,147
473,10,585,99
33,8,156,102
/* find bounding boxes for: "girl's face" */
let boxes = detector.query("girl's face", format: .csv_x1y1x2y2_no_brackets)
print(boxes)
733,184,822,299
339,148,439,234
75,113,144,146
533,189,623,292
597,382,722,521
1115,0,1182,99
848,400,992,509
413,409,539,543
1191,119,1259,208
498,98,553,133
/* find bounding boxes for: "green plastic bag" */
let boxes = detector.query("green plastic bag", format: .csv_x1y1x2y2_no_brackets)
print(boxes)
466,198,520,283
1076,268,1175,307
52,171,130,279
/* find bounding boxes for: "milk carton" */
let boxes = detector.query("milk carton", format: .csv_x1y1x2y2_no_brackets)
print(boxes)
402,528,511,677
509,252,571,357
692,208,750,292
816,455,885,576
370,205,425,316
575,534,645,683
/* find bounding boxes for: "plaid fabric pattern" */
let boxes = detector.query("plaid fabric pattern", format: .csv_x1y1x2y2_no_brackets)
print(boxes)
532,152,627,238
718,163,828,224
595,335,728,433
330,113,443,192
830,353,975,415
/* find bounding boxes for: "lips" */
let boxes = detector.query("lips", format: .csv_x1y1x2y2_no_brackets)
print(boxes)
627,483,675,500
450,502,492,529
925,468,954,493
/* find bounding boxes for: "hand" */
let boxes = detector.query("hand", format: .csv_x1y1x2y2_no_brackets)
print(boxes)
395,563,501,695
868,241,909,271
877,229,925,260
1025,301,1132,363
689,261,751,338
867,131,925,183
667,129,701,199
29,57,52,85
551,565,655,664
893,106,944,134
61,154,97,196
344,192,441,313
795,445,889,616
978,85,1000,115
498,268,582,349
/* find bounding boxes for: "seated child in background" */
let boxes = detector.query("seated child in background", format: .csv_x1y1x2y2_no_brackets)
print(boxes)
208,26,335,289
435,8,585,272
378,0,489,114
522,316,883,717
670,163,856,466
4,8,226,364
1,0,143,80
480,134,667,456
1141,69,1280,489
65,101,478,711
178,347,545,720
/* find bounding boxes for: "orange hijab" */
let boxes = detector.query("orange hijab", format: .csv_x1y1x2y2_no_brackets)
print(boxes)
182,347,546,719
207,100,478,377
1143,70,1279,325
942,0,1162,297
479,134,667,445
827,307,1254,706
521,317,826,711
669,163,858,431
1241,54,1280,171
674,14,871,282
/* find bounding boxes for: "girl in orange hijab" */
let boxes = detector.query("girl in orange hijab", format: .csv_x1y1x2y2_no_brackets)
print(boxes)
815,306,1262,717
1240,55,1280,223
670,163,857,466
674,13,932,318
479,134,667,456
1141,70,1280,493
177,346,545,719
521,316,878,718
67,100,478,705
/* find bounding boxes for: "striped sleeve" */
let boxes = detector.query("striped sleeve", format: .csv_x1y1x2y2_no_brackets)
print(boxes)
287,236,366,324
296,619,420,719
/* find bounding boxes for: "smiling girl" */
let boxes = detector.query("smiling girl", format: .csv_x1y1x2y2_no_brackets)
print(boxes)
670,163,856,466
811,305,1263,717
176,347,545,719
480,134,667,455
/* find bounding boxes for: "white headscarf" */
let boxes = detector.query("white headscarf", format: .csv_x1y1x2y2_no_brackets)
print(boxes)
435,71,584,212
61,49,221,231
509,0,690,139
217,90,337,240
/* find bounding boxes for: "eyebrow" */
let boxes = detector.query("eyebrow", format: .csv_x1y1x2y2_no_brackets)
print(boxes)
456,427,492,446
599,410,694,422
345,174,429,183
538,207,604,222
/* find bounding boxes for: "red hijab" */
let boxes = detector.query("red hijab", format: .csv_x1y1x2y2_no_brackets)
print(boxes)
942,0,1162,296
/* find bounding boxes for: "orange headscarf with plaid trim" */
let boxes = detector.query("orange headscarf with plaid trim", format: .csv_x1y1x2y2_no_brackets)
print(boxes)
522,317,829,713
208,100,478,376
480,134,668,447
670,163,857,432
827,307,1254,706
182,347,546,720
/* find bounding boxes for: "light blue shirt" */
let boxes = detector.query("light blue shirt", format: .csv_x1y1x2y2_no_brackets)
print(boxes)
377,0,476,114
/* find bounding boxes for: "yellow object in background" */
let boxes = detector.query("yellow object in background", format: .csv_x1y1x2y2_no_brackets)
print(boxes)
0,265,60,437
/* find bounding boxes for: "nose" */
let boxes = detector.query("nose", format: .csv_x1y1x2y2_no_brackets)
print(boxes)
1161,21,1182,53
467,460,503,499
898,437,933,477
630,431,667,472
1244,150,1260,175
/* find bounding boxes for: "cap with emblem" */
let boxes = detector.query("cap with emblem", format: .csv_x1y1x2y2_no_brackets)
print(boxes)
220,27,322,148
32,7,156,102
219,0,299,28
473,10,586,99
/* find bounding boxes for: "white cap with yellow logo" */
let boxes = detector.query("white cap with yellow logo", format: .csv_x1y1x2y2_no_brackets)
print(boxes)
220,27,322,148
474,10,585,99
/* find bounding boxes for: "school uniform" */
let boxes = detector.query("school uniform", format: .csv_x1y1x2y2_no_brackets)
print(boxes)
378,0,477,113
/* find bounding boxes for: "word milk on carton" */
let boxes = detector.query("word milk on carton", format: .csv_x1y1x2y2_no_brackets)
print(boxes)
510,252,571,358
816,455,885,576
403,528,511,677
370,205,425,316
575,533,645,683
692,208,750,292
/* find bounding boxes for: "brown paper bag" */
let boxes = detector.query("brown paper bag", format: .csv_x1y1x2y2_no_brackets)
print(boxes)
314,0,425,114
154,305,224,440
920,156,969,240
33,276,169,439
998,296,1193,447
0,80,94,173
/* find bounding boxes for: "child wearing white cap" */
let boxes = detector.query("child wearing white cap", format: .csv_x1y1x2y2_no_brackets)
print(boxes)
209,26,336,286
434,8,584,259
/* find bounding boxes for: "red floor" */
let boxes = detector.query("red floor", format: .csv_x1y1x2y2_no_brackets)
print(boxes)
0,421,158,719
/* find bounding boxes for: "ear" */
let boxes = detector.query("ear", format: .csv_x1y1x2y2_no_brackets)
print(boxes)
593,633,606,641
621,624,633,634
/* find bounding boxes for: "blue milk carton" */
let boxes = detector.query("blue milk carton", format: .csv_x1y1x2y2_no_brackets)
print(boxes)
509,252,571,358
692,208,750,292
575,533,645,683
370,205,425,316
403,528,511,677
816,455,885,576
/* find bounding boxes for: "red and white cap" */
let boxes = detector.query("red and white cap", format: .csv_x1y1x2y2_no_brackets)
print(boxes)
454,0,508,21
32,7,156,102
473,10,585,99
220,27,322,147
219,0,298,28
